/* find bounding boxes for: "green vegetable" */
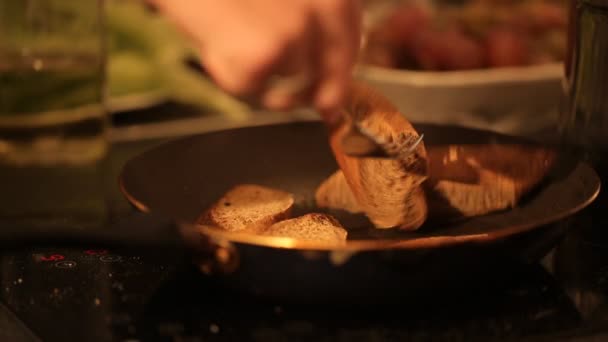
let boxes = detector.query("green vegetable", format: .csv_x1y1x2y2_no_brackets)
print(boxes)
104,0,250,118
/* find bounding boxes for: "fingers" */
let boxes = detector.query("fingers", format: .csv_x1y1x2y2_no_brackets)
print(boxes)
154,0,362,116
200,25,285,98
200,0,361,115
153,0,276,97
313,0,362,114
260,9,317,111
201,1,317,110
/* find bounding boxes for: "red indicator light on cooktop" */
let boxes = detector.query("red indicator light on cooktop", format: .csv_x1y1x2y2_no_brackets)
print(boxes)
40,254,65,262
84,250,109,255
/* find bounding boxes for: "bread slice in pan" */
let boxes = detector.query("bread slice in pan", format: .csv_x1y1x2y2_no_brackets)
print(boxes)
315,170,363,214
260,213,347,243
198,184,294,233
316,142,556,222
426,144,557,219
328,81,429,230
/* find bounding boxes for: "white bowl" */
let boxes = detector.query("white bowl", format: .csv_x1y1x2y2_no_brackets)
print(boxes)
355,62,564,138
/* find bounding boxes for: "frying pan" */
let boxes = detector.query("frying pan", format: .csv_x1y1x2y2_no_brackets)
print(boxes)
119,118,599,303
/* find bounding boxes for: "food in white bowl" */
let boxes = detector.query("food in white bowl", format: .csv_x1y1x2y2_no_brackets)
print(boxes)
361,0,567,71
356,0,567,137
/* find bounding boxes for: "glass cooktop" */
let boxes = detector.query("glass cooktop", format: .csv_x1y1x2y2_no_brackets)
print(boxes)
1,207,608,342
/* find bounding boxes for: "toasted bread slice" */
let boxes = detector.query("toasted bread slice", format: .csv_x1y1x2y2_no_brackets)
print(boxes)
315,170,363,214
317,143,555,223
315,169,428,230
402,185,429,230
198,184,294,232
260,213,347,243
329,81,429,230
426,144,557,218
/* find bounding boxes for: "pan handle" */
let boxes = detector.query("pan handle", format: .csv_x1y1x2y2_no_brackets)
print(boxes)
178,223,240,275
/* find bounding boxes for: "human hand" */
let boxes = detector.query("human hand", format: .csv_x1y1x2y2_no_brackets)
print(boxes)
151,0,362,123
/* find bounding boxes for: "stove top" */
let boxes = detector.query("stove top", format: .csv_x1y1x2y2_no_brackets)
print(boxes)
1,209,608,342
0,245,183,342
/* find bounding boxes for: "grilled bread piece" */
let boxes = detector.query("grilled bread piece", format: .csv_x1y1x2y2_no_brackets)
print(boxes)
426,144,556,218
315,170,363,214
260,213,347,243
328,81,429,230
198,184,294,233
316,142,555,222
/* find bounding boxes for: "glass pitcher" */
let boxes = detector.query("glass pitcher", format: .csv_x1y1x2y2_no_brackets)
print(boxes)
0,1,109,230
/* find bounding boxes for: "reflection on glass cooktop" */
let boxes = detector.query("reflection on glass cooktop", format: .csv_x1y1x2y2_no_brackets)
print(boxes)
1,215,608,342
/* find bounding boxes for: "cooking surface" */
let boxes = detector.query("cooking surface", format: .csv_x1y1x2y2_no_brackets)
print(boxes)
119,120,598,249
0,111,607,341
2,220,608,342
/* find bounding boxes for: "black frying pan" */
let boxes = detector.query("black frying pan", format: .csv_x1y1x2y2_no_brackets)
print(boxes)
119,121,599,303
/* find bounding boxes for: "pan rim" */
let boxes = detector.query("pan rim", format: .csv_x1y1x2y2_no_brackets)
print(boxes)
118,123,601,252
